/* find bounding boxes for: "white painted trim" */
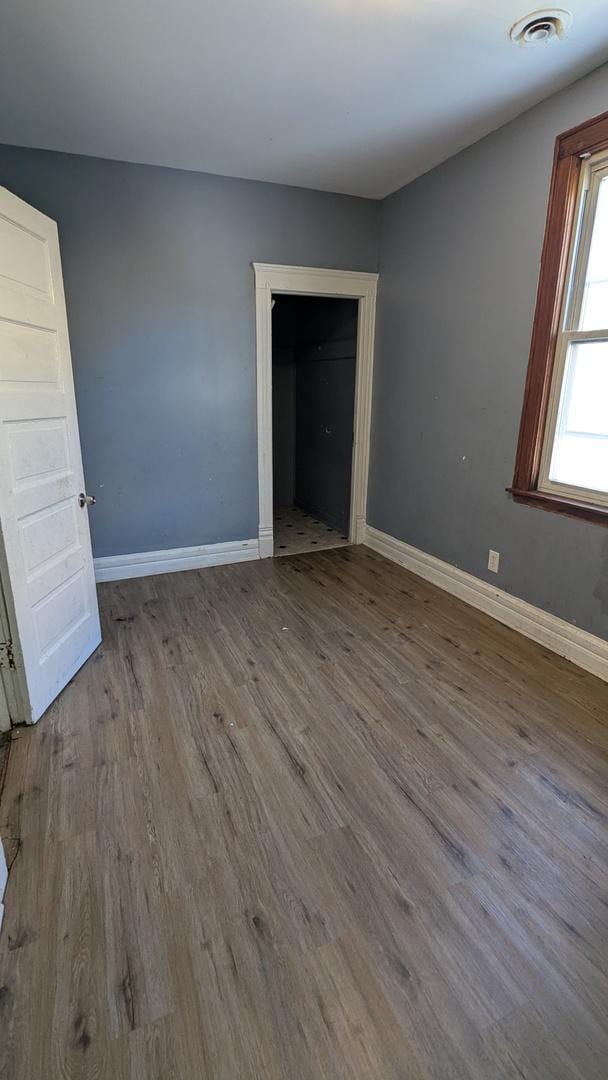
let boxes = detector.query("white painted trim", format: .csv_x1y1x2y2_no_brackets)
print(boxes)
253,262,378,557
253,263,379,296
258,525,274,561
94,539,259,582
364,524,608,683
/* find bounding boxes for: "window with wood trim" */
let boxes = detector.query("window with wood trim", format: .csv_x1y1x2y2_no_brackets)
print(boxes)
510,109,608,525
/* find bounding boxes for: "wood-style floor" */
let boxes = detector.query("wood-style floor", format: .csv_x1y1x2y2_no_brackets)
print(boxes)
1,546,607,1079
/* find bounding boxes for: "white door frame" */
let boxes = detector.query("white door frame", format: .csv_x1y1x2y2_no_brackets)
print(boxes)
253,263,378,558
0,567,26,730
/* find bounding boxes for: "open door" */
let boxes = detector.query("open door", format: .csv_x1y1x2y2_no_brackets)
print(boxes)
0,187,101,724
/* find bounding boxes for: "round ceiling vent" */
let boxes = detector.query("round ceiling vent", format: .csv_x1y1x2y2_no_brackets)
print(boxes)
510,9,572,46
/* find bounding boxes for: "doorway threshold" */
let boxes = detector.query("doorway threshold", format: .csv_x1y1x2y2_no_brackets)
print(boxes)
273,507,349,557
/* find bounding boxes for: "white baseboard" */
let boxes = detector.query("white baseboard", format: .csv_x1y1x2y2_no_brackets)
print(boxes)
94,538,259,582
258,525,274,560
364,524,608,683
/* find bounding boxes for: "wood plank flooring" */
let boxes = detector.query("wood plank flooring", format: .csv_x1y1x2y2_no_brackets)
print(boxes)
0,545,607,1079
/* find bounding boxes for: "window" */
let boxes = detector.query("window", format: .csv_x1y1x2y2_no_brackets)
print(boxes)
511,110,608,524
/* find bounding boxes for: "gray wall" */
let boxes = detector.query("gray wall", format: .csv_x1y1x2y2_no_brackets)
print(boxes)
0,144,378,557
369,62,608,640
2,63,607,637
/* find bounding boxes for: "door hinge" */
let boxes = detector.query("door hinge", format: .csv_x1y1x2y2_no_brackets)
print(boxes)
0,640,16,669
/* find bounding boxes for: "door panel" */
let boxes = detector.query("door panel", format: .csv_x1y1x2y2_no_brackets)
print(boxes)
0,187,100,723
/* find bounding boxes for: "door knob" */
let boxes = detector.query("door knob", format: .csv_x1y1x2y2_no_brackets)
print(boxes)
78,493,96,508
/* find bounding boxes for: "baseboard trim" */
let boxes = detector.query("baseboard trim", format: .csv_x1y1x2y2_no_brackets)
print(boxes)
364,524,608,683
94,539,260,582
258,525,274,560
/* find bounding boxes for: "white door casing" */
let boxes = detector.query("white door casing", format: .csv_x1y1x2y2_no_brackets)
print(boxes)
0,576,18,732
253,263,378,558
0,187,101,723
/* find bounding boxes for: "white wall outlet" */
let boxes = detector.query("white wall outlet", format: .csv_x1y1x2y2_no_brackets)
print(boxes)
488,549,500,573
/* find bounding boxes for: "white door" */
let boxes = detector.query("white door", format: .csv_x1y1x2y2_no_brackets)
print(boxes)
0,187,101,724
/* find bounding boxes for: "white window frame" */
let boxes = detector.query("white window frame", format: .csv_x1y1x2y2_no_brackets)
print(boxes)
538,148,608,508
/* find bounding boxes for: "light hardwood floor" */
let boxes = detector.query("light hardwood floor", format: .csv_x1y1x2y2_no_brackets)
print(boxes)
0,546,607,1079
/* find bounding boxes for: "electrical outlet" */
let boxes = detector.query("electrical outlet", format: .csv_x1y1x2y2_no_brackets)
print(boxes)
488,549,500,573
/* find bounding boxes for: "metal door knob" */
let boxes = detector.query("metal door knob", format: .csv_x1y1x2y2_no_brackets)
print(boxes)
78,493,96,508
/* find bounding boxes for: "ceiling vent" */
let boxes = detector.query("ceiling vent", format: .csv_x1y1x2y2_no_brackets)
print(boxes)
510,9,572,46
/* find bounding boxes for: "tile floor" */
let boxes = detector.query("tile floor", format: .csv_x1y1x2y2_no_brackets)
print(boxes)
273,506,349,556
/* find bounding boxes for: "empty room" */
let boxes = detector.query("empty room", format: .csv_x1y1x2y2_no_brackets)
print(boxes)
0,2,607,1077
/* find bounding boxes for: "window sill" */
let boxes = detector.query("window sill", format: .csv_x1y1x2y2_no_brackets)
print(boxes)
507,487,608,526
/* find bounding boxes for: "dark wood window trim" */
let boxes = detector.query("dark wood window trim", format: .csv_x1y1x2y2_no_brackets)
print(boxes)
508,108,608,527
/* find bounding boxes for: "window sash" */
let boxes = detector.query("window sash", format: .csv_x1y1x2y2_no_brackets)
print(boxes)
566,154,608,332
537,151,608,507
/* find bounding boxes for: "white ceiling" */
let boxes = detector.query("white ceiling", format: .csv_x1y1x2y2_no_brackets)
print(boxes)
1,0,608,199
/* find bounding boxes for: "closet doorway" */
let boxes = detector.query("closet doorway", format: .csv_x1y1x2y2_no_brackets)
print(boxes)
253,264,378,559
272,295,356,556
